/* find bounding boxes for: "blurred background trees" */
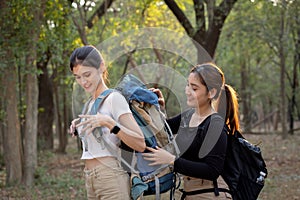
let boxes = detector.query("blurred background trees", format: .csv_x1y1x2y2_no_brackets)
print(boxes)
0,0,299,187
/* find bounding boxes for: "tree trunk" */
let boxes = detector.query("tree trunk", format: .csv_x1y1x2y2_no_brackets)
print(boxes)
23,57,39,186
279,1,287,139
52,67,65,153
0,73,3,157
37,51,54,150
2,54,23,186
23,0,45,186
0,119,3,157
57,66,68,153
240,59,251,132
290,10,300,134
164,0,237,58
0,0,23,186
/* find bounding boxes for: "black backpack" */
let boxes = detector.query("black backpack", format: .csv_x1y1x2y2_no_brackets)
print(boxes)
221,129,268,200
180,114,268,200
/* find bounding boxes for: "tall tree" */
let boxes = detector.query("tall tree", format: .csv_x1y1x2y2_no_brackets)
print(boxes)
287,1,300,134
2,53,23,186
278,0,287,138
22,0,46,186
0,0,23,186
164,0,238,59
37,49,54,150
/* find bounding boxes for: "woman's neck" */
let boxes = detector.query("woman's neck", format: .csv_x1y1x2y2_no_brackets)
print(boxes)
93,82,108,99
194,105,215,118
189,106,215,127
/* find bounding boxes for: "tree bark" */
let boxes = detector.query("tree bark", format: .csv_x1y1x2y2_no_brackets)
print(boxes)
240,59,251,132
23,0,45,186
164,0,237,58
57,64,69,153
37,50,54,150
23,57,39,186
279,0,287,139
2,55,23,186
289,9,300,134
0,0,23,186
52,67,65,153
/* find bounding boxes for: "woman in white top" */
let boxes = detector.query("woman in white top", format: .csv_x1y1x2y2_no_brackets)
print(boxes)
69,45,146,200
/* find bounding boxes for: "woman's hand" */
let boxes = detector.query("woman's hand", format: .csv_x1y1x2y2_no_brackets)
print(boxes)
77,113,114,134
149,88,165,109
143,146,175,166
69,118,80,137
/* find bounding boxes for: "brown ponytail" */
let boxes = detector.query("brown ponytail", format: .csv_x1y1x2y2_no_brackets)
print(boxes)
224,84,240,133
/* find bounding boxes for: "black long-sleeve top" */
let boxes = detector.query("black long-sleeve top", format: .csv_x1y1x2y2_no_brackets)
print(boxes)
167,109,228,181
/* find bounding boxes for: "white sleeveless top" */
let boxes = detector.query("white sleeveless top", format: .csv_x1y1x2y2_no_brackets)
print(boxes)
78,92,131,159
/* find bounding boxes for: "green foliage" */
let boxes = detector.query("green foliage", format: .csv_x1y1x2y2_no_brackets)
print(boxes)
33,168,85,199
1,0,300,193
216,0,300,127
217,2,275,102
1,0,298,119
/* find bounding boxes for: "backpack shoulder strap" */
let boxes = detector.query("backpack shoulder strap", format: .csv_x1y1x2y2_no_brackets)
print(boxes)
181,109,194,127
90,89,114,115
81,97,92,115
81,89,114,115
198,113,225,159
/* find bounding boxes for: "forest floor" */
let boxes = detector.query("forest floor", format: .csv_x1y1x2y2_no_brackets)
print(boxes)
0,131,300,200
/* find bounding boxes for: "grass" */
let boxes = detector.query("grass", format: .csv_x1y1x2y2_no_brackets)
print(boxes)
0,140,87,200
1,171,86,199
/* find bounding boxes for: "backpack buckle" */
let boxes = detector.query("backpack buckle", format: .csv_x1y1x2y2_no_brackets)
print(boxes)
256,171,266,185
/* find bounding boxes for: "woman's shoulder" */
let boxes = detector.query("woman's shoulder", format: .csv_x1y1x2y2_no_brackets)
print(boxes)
103,89,131,116
106,90,127,101
102,90,129,109
200,113,225,128
210,113,224,122
207,113,229,134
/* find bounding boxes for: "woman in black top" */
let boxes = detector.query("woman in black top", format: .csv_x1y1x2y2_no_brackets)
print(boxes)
144,62,240,199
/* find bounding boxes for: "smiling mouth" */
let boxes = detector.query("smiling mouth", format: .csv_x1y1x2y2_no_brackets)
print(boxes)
84,85,91,90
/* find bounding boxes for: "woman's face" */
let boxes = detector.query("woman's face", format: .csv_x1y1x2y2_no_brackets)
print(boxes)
185,72,210,108
73,65,101,94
